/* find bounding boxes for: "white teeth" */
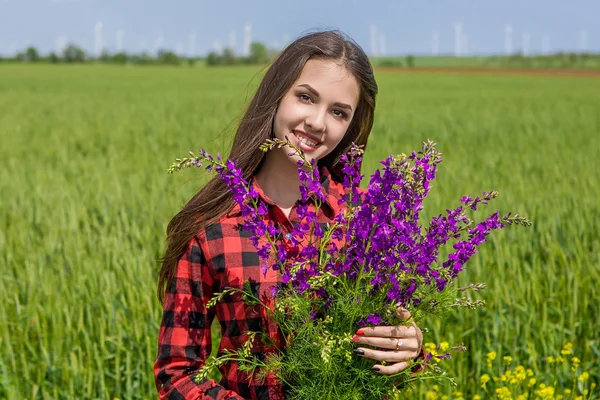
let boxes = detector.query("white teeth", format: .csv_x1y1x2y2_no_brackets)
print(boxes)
294,133,318,147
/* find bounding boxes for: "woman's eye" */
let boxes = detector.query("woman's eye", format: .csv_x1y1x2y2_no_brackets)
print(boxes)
299,94,312,102
332,109,346,118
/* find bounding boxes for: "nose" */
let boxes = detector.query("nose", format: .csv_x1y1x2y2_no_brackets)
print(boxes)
306,107,327,133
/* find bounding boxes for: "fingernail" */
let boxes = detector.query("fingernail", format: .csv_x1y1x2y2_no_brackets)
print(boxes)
356,329,364,336
353,349,364,355
352,336,360,342
371,367,380,372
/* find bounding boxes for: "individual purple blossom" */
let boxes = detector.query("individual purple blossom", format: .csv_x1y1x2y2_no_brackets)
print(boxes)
367,313,382,325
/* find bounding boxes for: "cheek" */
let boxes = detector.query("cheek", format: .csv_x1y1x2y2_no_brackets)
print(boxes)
274,104,297,134
326,125,349,148
277,99,303,121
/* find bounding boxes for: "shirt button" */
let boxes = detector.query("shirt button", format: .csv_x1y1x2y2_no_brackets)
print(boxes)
285,233,293,240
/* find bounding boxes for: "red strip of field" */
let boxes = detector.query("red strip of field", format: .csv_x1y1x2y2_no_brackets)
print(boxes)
375,67,600,77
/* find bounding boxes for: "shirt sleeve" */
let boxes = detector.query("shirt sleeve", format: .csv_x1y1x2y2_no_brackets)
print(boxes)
154,235,244,400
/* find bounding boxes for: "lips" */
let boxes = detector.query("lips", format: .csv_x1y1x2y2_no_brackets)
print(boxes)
293,130,322,145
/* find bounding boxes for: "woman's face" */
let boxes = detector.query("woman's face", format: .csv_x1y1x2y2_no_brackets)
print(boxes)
272,59,360,167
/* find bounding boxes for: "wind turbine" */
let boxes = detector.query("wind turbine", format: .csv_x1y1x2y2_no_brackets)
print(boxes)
454,22,462,56
116,29,124,53
580,30,587,53
370,25,378,57
188,32,196,57
432,30,439,55
176,42,184,55
244,23,252,56
522,32,530,56
213,40,223,54
8,42,17,57
505,25,513,55
153,34,164,56
542,34,550,55
229,30,236,55
379,33,386,57
94,21,103,57
55,35,67,54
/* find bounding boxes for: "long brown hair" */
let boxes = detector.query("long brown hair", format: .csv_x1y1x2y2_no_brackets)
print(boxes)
158,30,378,303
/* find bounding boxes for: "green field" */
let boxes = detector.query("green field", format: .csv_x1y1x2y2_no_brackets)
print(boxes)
1,65,599,399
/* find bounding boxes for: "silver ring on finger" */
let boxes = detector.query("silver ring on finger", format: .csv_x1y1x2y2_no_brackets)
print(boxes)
395,339,403,351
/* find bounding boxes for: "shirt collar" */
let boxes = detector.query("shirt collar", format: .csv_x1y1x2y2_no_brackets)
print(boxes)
226,165,340,218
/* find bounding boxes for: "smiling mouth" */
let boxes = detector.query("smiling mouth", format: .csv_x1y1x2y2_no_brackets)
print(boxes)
292,130,322,148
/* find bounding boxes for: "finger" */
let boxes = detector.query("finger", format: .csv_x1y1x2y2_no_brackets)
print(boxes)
395,305,412,320
352,336,419,352
372,361,410,375
356,325,417,338
412,321,424,348
354,347,419,363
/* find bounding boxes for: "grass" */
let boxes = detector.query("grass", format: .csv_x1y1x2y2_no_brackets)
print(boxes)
0,64,598,399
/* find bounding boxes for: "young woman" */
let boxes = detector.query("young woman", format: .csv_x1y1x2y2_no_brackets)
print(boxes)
155,30,424,400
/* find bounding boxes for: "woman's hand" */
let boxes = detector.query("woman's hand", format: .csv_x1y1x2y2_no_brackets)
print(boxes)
351,308,423,374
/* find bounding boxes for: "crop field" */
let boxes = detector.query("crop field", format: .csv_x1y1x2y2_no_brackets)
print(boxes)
1,64,599,399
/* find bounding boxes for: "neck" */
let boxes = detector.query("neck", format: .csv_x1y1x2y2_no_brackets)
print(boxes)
255,150,303,209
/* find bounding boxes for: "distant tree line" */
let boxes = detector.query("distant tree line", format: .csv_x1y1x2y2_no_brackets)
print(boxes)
3,43,599,70
0,41,278,66
372,52,600,69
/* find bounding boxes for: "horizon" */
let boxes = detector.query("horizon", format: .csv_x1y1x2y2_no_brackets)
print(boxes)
1,0,598,57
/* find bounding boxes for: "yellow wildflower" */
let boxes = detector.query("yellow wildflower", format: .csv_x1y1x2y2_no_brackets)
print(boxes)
571,356,581,372
439,341,449,352
503,355,513,364
514,365,527,382
561,342,573,356
535,384,555,399
487,351,497,361
496,387,512,399
564,389,572,395
547,356,555,363
528,378,536,387
452,392,464,400
578,371,589,382
425,391,438,400
481,374,490,384
517,395,527,400
424,342,440,363
473,396,481,400
500,369,511,382
526,368,533,377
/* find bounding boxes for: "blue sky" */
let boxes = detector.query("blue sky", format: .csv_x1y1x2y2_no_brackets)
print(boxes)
0,0,598,57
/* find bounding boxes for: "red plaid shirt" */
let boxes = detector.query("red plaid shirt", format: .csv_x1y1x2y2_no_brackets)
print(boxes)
155,167,357,399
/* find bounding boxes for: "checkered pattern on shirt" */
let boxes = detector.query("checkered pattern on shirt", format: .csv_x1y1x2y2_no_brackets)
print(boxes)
155,167,356,400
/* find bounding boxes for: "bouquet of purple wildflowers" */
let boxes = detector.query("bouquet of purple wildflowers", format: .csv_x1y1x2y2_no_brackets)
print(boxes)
168,139,531,399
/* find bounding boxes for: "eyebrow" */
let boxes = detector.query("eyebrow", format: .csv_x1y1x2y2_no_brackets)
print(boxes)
297,84,353,111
